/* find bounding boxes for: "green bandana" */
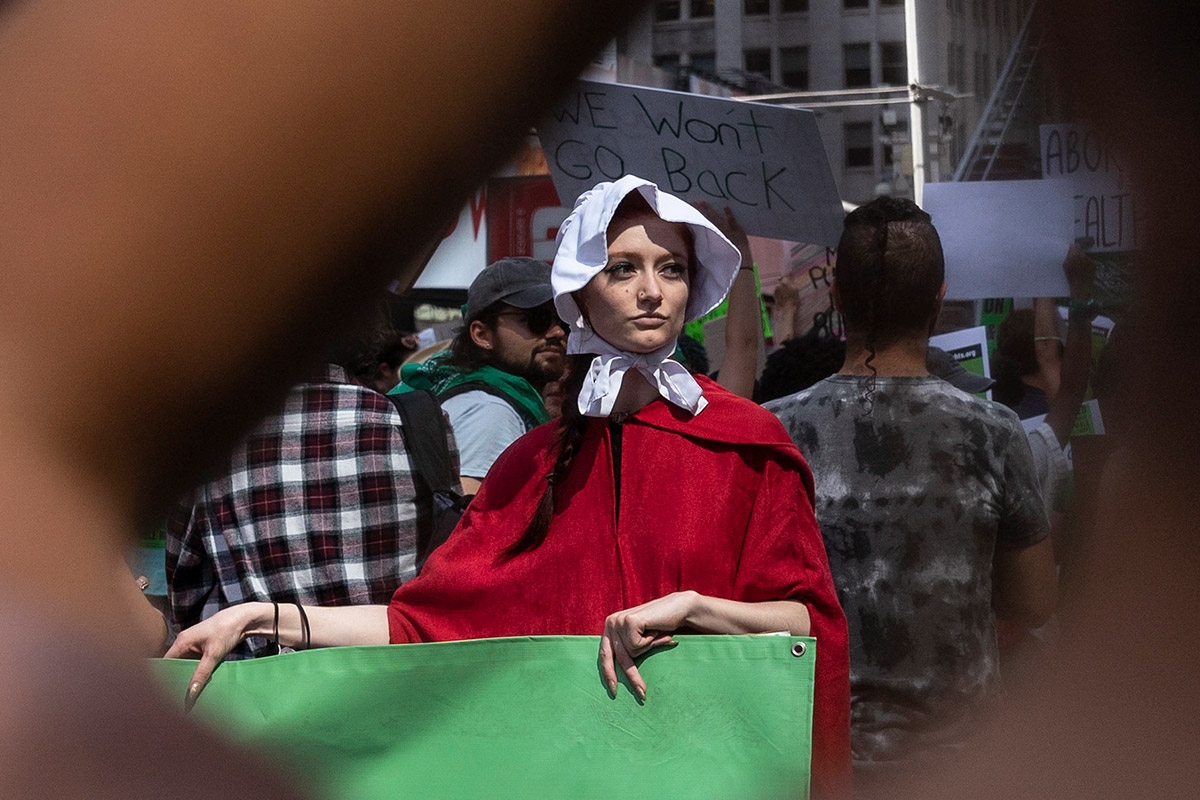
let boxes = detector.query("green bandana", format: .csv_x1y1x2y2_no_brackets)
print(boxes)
391,351,551,429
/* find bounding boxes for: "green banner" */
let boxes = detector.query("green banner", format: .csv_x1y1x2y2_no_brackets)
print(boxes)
150,635,815,800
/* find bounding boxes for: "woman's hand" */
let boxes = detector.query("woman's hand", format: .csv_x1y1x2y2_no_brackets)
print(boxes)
694,202,753,263
598,591,696,701
164,602,264,711
598,594,811,701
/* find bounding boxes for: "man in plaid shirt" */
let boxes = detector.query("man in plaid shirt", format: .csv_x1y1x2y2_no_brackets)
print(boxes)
166,363,458,658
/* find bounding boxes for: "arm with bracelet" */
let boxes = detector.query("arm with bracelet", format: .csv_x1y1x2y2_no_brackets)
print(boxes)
166,602,390,710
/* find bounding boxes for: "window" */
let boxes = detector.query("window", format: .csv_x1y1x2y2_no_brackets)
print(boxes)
780,46,809,89
655,0,681,21
744,48,771,76
844,0,869,8
845,122,874,168
781,0,808,11
880,42,907,85
844,43,871,88
691,0,715,18
880,0,904,6
744,0,771,15
654,53,681,70
690,51,716,75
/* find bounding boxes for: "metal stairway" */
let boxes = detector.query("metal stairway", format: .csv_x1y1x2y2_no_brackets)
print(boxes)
952,2,1044,181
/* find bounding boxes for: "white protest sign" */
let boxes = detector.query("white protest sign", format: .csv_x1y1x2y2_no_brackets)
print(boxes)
1040,124,1145,252
537,80,843,246
923,180,1075,300
929,325,992,399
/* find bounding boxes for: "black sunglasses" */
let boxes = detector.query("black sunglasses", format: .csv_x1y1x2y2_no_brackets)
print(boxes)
496,306,566,336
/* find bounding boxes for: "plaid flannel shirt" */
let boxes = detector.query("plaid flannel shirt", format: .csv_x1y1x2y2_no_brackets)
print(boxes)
166,365,457,658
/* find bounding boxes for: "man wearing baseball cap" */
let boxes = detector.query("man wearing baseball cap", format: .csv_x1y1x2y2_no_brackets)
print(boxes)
392,257,568,494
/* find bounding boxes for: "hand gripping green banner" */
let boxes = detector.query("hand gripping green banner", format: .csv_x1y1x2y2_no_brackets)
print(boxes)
150,635,815,800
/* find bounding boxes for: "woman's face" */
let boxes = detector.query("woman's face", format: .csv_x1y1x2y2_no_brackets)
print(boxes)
577,212,691,354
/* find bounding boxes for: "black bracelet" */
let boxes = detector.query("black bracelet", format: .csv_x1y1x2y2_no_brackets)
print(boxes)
295,603,311,651
271,601,280,655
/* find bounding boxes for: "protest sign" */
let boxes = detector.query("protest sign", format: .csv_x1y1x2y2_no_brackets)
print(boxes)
537,80,843,245
979,298,1014,358
784,243,841,339
922,180,1076,300
930,325,992,399
151,635,816,800
1041,124,1144,253
1021,399,1105,437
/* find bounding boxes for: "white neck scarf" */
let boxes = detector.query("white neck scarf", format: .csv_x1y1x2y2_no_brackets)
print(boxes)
571,325,707,418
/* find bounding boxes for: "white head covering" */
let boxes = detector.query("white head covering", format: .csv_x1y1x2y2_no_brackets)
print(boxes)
551,175,742,418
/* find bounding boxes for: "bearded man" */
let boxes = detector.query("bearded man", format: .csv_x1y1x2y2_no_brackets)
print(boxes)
393,257,568,493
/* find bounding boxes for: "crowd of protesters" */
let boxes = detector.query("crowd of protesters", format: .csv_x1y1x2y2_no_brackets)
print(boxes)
144,165,1128,797
4,4,1196,800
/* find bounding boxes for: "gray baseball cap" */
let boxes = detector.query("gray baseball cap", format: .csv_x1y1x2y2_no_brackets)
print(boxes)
926,346,996,394
464,257,554,322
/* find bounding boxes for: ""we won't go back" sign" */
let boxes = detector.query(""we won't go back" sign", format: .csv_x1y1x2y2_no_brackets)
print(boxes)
537,81,843,246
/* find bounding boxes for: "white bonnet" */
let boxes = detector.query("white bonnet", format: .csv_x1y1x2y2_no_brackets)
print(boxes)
551,175,742,336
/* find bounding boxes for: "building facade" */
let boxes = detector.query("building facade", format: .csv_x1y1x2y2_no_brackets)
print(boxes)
619,0,1037,204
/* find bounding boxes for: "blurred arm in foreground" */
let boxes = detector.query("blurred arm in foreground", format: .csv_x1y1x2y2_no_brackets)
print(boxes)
0,1,643,796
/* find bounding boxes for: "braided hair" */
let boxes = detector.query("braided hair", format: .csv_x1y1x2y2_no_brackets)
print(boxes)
500,354,592,560
834,197,945,412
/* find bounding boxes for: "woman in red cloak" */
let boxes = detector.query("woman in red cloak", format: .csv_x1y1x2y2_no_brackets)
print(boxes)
168,175,851,796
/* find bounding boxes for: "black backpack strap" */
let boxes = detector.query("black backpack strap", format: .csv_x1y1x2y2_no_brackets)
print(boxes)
388,390,457,492
387,390,461,565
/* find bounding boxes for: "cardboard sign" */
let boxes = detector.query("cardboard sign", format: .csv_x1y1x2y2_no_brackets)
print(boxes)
1040,124,1144,253
151,636,817,800
922,180,1076,300
784,243,841,339
537,80,843,246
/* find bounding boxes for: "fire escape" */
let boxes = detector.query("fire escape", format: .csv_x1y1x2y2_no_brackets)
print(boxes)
952,2,1045,181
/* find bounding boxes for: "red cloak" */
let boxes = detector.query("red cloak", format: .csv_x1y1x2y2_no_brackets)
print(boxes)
389,377,851,796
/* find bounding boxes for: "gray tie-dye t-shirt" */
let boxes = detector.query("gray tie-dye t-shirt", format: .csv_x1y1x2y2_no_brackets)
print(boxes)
766,375,1048,768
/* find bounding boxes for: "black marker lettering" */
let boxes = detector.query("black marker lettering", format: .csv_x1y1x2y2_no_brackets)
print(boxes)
551,92,583,124
594,145,625,179
554,139,592,181
761,164,794,211
661,147,691,192
583,92,618,129
635,96,683,138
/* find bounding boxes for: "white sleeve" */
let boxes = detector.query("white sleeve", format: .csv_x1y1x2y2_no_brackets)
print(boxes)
441,391,527,480
1025,421,1071,514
